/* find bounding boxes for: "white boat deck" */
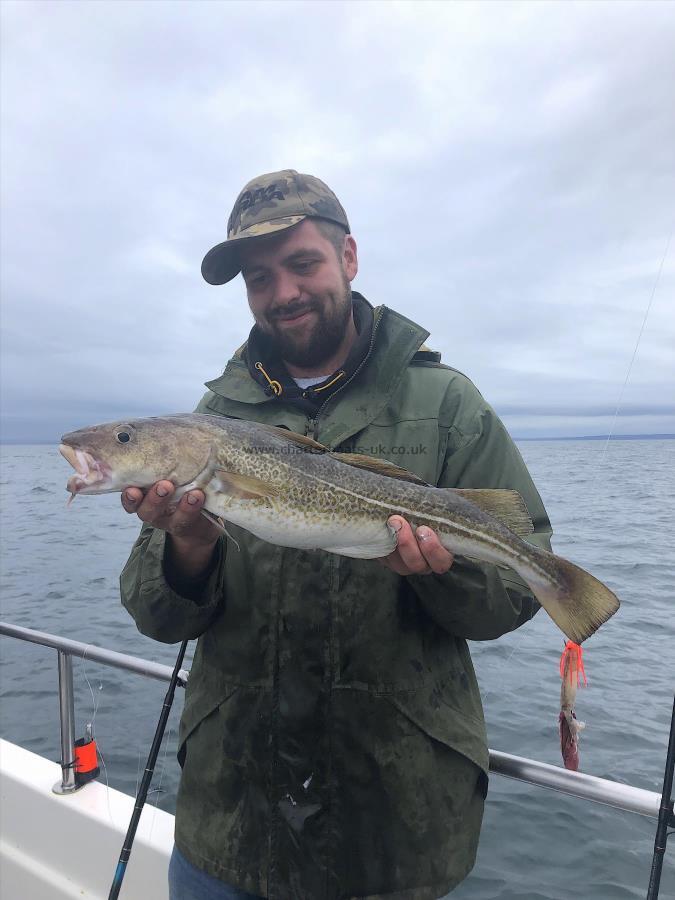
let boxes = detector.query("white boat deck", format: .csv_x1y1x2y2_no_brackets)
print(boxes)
0,739,173,899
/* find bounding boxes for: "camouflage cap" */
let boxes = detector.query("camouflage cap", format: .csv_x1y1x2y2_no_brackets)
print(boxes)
201,169,351,285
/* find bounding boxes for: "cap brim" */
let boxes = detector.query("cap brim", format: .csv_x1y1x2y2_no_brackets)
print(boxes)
201,216,307,285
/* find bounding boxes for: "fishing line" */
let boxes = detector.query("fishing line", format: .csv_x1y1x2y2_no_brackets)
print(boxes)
479,641,521,707
600,231,672,461
149,726,173,843
147,729,170,807
81,646,116,825
479,589,540,708
152,725,172,808
81,647,103,731
135,747,142,797
95,743,116,827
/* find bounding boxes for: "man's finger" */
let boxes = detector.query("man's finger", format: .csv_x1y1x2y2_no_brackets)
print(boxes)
133,481,176,523
121,486,145,513
180,491,205,511
169,491,207,536
379,553,413,576
415,526,454,575
388,516,432,574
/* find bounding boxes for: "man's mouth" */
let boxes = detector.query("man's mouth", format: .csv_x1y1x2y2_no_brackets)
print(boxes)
273,306,317,326
59,444,112,495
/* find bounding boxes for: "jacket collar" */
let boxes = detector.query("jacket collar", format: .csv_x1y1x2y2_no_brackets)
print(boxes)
203,296,430,447
243,294,375,408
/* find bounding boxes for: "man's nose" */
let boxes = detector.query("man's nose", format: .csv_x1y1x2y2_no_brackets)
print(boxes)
272,269,302,306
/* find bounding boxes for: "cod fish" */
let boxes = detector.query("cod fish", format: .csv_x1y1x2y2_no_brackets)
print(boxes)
60,413,619,644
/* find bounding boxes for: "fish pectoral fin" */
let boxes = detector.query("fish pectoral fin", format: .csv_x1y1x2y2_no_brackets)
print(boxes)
449,489,534,537
211,468,280,501
331,453,429,485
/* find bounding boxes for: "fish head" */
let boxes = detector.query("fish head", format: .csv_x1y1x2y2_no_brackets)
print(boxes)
59,416,215,497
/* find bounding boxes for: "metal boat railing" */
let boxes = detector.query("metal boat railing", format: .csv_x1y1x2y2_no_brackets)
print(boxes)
0,620,664,816
1,621,189,794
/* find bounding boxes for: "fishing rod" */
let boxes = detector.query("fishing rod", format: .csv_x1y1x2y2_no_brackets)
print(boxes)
108,639,189,900
646,694,675,900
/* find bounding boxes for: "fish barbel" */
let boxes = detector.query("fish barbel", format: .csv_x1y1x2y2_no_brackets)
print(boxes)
59,413,620,644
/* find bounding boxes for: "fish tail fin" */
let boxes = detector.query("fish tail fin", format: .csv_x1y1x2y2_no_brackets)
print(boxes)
529,552,620,644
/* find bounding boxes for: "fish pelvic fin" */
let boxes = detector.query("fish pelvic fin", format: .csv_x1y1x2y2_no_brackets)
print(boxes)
449,489,534,537
200,508,241,551
531,552,620,644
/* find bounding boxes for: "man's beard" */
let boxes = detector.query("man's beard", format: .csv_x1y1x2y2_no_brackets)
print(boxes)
257,275,353,369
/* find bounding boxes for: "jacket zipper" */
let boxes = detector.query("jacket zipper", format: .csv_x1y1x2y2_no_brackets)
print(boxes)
306,308,385,442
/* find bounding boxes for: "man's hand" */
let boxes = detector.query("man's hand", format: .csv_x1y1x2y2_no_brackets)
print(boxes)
122,481,221,578
380,515,454,576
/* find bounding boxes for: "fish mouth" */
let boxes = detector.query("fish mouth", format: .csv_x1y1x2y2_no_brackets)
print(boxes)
59,444,113,495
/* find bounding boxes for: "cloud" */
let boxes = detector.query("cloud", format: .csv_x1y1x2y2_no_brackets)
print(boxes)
1,0,674,441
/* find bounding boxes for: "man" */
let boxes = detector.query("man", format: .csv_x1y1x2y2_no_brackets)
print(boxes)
120,170,552,900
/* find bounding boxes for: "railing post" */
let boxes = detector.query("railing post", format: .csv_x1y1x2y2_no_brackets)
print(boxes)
52,649,80,794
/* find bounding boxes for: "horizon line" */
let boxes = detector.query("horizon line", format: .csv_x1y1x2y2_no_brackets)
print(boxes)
2,433,674,446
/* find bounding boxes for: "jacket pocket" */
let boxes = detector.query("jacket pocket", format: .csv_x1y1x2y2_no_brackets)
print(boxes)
177,680,239,767
381,679,490,779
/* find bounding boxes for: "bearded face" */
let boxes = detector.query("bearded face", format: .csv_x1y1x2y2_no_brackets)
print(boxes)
240,219,358,372
254,269,353,367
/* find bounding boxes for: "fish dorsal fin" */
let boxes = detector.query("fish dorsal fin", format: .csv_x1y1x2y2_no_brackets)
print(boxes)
251,423,427,483
253,426,424,490
254,424,329,453
331,453,429,485
450,489,534,537
212,468,281,500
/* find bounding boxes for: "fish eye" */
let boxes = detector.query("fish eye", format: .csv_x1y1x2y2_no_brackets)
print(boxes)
116,431,131,444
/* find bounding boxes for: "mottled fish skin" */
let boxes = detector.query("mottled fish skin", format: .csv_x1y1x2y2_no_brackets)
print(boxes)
202,416,531,558
60,413,621,644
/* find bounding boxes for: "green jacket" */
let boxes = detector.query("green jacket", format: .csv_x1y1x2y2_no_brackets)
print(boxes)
121,302,552,900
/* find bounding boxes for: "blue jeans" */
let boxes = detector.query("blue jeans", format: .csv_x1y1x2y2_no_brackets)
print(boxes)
168,845,264,899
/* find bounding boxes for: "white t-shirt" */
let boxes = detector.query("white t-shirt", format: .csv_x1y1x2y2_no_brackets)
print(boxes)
293,376,331,389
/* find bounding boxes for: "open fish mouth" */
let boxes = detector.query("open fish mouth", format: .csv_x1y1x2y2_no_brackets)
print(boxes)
59,444,113,495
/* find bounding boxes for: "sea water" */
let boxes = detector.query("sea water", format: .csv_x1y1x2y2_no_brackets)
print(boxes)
1,439,673,900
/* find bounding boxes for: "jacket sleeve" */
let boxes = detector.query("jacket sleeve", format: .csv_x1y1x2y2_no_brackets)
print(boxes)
120,524,226,643
407,392,553,641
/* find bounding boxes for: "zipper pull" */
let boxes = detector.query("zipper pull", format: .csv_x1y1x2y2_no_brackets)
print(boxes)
304,419,315,437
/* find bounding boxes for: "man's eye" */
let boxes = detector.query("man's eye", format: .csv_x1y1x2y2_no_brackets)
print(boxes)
247,274,268,288
294,260,315,273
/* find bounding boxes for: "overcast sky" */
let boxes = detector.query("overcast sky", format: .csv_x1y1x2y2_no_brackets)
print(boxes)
1,0,674,441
